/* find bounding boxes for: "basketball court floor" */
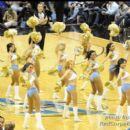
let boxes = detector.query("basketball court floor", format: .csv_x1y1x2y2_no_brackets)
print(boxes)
0,32,130,130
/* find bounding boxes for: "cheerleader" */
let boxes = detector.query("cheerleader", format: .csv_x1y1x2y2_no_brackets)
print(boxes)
5,43,21,100
102,43,121,99
52,43,68,100
55,43,67,76
80,23,92,55
57,60,81,122
22,36,42,77
22,63,45,130
85,50,104,111
22,36,41,107
114,58,130,121
79,34,92,91
53,43,78,100
81,32,92,55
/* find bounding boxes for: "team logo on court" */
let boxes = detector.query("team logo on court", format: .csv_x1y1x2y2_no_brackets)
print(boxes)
0,98,87,116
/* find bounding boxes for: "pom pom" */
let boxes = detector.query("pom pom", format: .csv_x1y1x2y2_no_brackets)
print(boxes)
79,73,86,79
80,62,88,72
36,51,44,60
4,29,17,38
74,46,83,56
123,40,130,50
0,66,10,77
32,45,44,60
98,64,104,72
109,53,114,59
51,22,66,33
54,85,61,92
82,31,93,41
56,80,62,87
80,23,91,33
27,16,39,28
19,76,25,83
105,81,115,90
48,68,58,75
108,22,120,37
19,76,31,88
4,30,10,38
17,56,26,65
29,31,42,44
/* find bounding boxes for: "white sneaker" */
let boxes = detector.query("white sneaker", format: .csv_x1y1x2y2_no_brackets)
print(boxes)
97,107,104,112
74,117,82,122
63,115,70,119
23,104,28,109
63,97,67,102
91,101,96,109
63,110,70,119
52,93,60,99
23,125,29,129
14,96,22,100
36,124,46,130
63,111,70,119
6,94,13,98
35,113,45,130
23,113,30,129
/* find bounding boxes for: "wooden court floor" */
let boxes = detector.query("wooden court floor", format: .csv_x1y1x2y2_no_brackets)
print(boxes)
0,32,130,130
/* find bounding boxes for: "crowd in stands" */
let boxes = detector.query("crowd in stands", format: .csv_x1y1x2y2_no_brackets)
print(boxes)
0,1,130,31
0,1,129,33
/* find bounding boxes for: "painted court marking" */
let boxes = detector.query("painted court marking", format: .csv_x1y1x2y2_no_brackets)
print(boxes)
0,98,115,117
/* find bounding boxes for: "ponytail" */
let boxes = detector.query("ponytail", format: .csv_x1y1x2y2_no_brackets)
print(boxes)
114,64,120,76
85,50,95,60
28,36,35,45
106,43,113,56
114,58,127,76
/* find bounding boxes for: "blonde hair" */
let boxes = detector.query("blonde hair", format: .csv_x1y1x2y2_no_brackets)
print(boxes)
55,43,66,55
65,60,74,70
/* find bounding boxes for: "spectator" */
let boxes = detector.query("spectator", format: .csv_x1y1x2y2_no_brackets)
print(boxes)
5,122,15,130
115,2,130,19
44,3,52,21
102,1,119,15
4,1,13,8
89,1,106,27
66,2,80,23
122,13,130,28
54,2,65,22
81,2,94,26
34,2,48,50
10,1,23,13
101,1,119,25
115,2,130,27
19,2,34,29
0,116,5,130
0,1,8,23
64,2,70,22
68,2,75,17
76,3,85,23
47,2,56,22
3,8,17,28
